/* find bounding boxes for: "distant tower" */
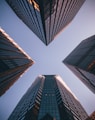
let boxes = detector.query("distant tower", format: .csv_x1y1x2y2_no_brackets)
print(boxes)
0,28,34,96
8,75,88,120
6,0,85,45
63,35,95,93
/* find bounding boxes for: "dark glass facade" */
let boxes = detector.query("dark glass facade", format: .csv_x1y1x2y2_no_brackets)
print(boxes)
6,0,85,45
63,35,95,93
0,28,34,96
8,75,88,120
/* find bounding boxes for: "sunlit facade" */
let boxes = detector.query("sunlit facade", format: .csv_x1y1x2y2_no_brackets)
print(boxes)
63,35,95,93
8,75,88,120
6,0,85,45
0,28,34,96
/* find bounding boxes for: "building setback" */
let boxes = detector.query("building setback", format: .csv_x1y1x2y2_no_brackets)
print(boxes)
63,35,95,93
0,28,34,96
8,75,88,120
6,0,85,45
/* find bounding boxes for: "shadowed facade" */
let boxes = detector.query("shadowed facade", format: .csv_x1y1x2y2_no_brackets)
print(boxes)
0,28,34,96
6,0,85,45
63,35,95,93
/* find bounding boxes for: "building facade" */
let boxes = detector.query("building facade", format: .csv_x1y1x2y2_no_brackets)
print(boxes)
63,35,95,93
6,0,85,45
86,111,95,120
0,28,34,96
8,75,88,120
89,111,95,120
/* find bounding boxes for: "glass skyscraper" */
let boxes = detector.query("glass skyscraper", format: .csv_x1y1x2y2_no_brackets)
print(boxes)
6,0,85,45
0,28,34,96
63,35,95,93
8,75,88,120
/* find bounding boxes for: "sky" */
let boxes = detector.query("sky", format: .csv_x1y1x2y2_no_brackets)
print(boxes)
0,0,95,120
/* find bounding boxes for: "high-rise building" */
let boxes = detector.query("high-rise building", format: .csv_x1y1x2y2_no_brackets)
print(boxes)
8,75,88,120
86,111,95,120
63,35,95,93
0,28,34,96
6,0,85,45
89,111,95,120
